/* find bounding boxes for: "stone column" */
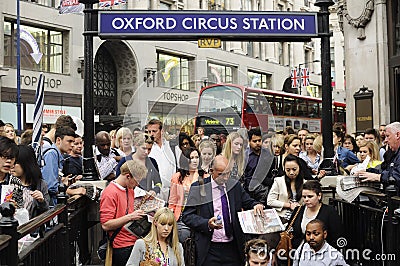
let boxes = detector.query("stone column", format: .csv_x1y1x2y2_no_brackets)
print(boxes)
341,0,389,132
229,0,245,54
263,0,277,62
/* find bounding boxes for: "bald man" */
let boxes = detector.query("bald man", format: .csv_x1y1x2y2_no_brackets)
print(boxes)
183,155,264,266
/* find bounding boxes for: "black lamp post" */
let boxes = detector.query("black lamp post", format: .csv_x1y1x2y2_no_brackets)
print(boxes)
79,0,99,180
315,0,334,160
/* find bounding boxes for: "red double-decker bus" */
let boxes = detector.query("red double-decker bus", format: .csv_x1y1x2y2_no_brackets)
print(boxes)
194,83,345,135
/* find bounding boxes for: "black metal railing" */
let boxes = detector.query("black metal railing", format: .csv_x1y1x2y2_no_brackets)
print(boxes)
0,192,98,266
331,190,400,266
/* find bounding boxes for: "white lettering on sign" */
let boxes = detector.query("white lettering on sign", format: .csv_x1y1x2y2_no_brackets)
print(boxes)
163,92,189,102
112,17,177,30
110,16,304,32
181,17,238,30
21,75,62,88
242,18,304,30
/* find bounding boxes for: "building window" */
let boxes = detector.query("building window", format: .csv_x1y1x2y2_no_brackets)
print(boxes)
248,70,271,90
330,46,335,68
4,21,64,73
157,52,190,91
94,46,117,116
207,62,234,84
23,0,58,8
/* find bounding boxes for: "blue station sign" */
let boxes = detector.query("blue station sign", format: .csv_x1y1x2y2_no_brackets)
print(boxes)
98,11,318,41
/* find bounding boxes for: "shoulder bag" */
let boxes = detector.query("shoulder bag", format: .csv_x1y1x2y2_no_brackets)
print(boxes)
275,206,302,264
139,242,161,266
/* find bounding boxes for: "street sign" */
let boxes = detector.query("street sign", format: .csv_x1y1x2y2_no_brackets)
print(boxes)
98,11,318,41
198,38,221,48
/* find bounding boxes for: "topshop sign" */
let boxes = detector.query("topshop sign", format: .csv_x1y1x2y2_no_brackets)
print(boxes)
98,11,318,40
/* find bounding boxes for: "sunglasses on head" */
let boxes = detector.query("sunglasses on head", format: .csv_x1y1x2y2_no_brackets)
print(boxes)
144,134,154,142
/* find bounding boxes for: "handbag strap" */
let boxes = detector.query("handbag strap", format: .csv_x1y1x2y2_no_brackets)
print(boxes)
144,242,151,260
286,206,302,233
109,188,130,244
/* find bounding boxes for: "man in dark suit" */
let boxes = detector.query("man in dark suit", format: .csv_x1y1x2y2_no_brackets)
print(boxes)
182,155,264,266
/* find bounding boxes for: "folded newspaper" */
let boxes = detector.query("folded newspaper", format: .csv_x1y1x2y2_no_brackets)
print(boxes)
238,209,285,234
337,176,381,203
133,187,165,213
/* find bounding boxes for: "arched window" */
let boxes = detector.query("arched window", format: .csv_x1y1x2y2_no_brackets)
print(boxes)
94,46,117,115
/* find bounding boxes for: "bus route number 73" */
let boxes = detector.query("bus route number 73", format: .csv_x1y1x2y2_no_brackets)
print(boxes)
225,117,235,125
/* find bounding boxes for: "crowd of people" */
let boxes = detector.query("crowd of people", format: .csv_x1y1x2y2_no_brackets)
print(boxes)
1,115,399,266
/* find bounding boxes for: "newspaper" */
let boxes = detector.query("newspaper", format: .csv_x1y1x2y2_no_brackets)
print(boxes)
124,187,166,237
238,209,285,234
336,176,381,203
133,187,165,214
1,185,14,204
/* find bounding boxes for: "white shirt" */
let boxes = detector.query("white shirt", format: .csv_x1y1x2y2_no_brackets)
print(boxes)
148,139,176,189
95,147,119,180
293,242,349,266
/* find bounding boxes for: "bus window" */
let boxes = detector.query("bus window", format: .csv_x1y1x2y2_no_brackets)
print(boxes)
246,91,259,113
198,85,243,114
335,106,346,122
318,103,322,118
308,103,319,118
283,97,295,116
297,101,307,117
275,96,283,115
265,95,276,114
258,95,269,113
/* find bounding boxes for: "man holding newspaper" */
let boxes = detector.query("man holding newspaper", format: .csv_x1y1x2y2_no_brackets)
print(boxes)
356,122,400,193
182,155,264,266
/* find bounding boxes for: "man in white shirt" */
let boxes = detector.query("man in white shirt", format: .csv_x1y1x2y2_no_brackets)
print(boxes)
147,119,176,201
293,219,348,266
95,131,122,181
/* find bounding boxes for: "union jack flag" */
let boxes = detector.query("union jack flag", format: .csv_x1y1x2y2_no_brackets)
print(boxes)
99,0,126,8
300,67,310,87
291,68,299,89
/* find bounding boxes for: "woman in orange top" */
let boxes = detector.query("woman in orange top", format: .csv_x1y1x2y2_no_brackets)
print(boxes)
169,146,204,243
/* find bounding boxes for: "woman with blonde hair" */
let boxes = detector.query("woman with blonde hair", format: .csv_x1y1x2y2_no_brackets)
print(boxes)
268,134,285,178
198,139,216,173
357,140,382,168
115,133,161,196
4,123,18,144
115,127,135,156
222,131,245,181
191,134,201,149
127,207,184,266
109,129,117,148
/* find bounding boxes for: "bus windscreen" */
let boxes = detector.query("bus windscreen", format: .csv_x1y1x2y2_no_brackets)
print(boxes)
198,85,243,114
